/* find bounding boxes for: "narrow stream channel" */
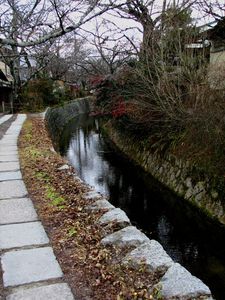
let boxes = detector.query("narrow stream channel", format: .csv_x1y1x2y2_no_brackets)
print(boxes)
58,114,225,299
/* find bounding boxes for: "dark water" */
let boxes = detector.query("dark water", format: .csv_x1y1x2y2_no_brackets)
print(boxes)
59,114,225,299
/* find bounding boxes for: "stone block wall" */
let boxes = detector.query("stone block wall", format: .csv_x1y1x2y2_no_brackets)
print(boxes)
45,97,93,141
45,97,225,225
105,124,225,225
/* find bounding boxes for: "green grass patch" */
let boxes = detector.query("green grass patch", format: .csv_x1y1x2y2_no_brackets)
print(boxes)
24,133,32,142
67,227,77,237
35,171,50,182
23,146,42,160
45,185,65,207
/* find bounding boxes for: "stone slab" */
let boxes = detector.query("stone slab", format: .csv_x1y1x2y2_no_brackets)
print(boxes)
0,140,17,149
123,240,173,274
0,150,18,156
7,124,23,128
0,115,12,125
1,136,18,141
5,127,20,131
6,283,74,300
0,198,38,224
15,114,26,121
101,226,149,247
5,131,20,135
98,208,131,227
3,134,18,138
0,146,17,150
0,141,18,146
86,199,115,212
1,247,63,287
0,155,19,162
157,263,212,299
0,180,27,199
5,132,20,137
6,124,23,130
0,162,20,172
0,171,22,182
1,138,18,143
83,191,102,200
0,222,49,249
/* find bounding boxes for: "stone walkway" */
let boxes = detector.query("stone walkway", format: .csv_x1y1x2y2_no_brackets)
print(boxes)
0,115,74,300
0,116,12,126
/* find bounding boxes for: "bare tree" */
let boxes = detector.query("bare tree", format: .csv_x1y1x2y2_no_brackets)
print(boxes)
79,20,137,76
0,0,121,106
196,0,225,20
113,0,196,62
42,34,90,84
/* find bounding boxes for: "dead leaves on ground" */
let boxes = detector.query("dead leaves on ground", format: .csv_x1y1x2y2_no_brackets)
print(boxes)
18,116,160,300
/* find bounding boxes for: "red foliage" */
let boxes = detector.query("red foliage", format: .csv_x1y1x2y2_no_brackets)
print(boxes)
89,75,106,88
111,97,126,118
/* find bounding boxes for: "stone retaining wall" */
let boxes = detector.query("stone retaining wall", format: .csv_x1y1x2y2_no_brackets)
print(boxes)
45,97,225,224
45,97,93,142
104,124,225,225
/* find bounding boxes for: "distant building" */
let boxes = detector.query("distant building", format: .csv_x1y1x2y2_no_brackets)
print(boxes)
0,61,13,112
207,18,225,64
206,18,225,89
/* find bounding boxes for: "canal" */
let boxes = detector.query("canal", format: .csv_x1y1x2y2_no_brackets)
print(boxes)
58,114,225,299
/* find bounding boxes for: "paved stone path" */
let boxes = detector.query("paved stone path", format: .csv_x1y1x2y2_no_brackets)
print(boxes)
0,116,12,126
0,115,74,300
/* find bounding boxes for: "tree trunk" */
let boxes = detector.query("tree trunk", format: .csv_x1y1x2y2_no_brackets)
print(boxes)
9,46,21,112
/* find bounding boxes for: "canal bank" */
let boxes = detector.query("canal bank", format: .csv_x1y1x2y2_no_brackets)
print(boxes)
45,98,225,299
46,98,225,227
102,121,225,226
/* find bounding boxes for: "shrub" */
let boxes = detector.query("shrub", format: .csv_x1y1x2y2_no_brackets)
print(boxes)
19,78,73,111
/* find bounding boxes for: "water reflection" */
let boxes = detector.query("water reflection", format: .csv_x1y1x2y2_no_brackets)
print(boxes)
59,114,225,299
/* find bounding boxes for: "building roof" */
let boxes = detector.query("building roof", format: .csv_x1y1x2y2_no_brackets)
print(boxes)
206,18,225,40
199,20,218,33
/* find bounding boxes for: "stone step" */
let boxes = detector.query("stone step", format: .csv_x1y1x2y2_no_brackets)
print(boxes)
6,283,74,300
1,247,63,287
0,222,49,249
0,115,12,126
1,136,18,142
0,114,75,299
0,198,38,225
0,162,20,172
0,180,27,199
0,171,22,182
0,150,18,156
0,155,19,163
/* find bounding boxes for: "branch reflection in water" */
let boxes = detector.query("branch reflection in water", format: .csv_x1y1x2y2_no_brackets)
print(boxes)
58,113,225,300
